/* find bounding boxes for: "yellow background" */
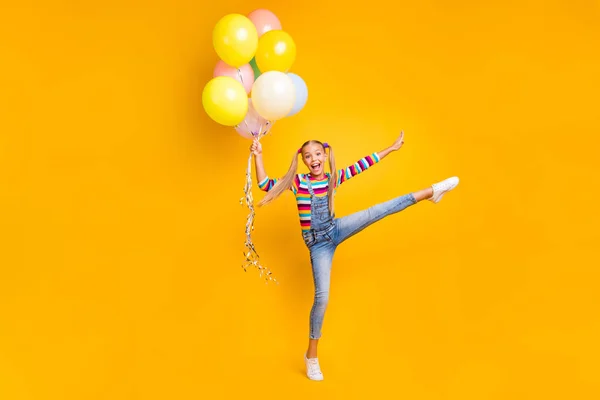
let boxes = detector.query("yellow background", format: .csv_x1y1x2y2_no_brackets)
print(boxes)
1,1,599,399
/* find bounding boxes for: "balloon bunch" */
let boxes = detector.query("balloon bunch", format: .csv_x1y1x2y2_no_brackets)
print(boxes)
202,9,308,284
203,9,307,132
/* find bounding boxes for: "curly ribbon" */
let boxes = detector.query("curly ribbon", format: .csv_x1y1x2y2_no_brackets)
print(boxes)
234,70,277,284
240,151,276,284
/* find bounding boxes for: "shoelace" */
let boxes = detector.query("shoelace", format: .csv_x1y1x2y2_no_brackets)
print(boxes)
306,358,321,375
434,180,453,194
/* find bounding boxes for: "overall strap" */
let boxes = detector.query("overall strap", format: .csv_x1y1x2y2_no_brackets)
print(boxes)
304,174,315,197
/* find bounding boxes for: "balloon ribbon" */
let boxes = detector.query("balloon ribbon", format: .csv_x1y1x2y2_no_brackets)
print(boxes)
239,123,277,284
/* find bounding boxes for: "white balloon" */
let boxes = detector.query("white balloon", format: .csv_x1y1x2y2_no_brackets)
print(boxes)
251,71,295,120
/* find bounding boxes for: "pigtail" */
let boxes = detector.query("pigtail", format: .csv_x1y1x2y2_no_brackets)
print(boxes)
257,150,299,207
326,144,337,216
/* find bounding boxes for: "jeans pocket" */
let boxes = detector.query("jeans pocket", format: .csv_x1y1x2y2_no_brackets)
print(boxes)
317,208,331,222
303,234,316,247
319,213,331,222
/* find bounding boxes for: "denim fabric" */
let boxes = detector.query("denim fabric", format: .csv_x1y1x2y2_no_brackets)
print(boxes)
301,175,417,339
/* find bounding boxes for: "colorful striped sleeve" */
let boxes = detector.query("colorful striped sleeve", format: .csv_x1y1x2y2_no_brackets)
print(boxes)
257,176,278,192
291,174,301,195
336,152,380,186
258,175,299,193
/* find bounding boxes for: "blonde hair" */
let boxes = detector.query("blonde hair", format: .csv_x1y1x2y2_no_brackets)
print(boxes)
258,140,338,216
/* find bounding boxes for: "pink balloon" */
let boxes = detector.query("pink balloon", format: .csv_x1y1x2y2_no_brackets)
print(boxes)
235,99,271,139
212,60,254,94
247,9,282,37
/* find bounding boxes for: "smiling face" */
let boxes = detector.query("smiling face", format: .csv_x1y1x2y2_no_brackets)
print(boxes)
301,142,327,178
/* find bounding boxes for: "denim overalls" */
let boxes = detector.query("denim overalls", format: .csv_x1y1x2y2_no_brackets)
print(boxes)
298,173,417,340
301,174,335,248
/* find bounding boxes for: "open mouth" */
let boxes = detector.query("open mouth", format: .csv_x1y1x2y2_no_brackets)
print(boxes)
310,162,321,171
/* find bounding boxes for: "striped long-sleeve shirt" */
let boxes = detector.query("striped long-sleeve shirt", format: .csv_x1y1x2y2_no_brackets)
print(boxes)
258,152,381,232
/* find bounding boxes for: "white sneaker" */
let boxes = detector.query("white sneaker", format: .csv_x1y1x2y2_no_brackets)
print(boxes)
304,354,324,381
429,176,459,203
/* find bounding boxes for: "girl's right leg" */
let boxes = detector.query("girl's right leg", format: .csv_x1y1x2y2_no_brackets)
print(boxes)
304,240,335,381
307,242,335,349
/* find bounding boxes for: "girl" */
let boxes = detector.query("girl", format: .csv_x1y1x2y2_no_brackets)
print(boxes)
250,132,459,381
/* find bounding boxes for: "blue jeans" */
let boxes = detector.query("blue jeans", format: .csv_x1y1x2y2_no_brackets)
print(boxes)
302,192,417,339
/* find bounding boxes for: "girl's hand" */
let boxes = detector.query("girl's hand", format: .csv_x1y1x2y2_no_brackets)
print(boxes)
390,131,405,151
250,138,262,156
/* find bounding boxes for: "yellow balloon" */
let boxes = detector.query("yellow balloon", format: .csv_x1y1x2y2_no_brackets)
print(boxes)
202,77,248,126
212,14,258,68
255,30,296,72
